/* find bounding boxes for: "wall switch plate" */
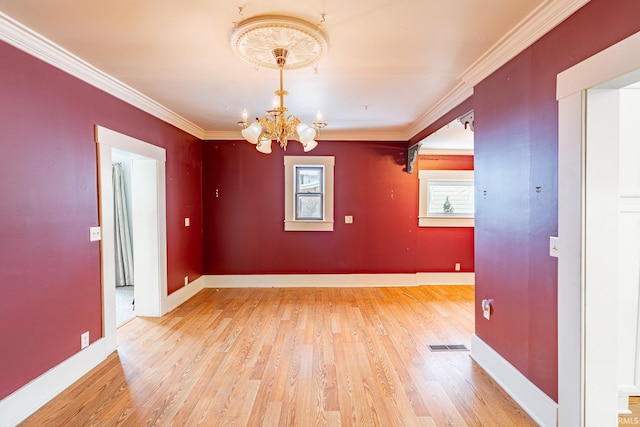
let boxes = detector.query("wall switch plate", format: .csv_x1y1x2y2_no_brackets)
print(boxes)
81,331,90,349
549,236,559,258
345,215,353,224
184,276,189,286
482,299,492,320
89,226,101,242
185,217,190,227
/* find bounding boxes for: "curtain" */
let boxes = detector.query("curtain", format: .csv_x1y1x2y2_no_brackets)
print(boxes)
113,163,134,287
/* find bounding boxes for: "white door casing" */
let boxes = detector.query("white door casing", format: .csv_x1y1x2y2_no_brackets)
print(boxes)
95,125,167,353
557,30,640,426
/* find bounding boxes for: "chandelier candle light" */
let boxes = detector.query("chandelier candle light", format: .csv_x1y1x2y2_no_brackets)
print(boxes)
230,15,329,154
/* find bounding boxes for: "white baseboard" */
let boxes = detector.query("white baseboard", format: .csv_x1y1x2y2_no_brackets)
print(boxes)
166,275,205,313
470,335,558,427
0,338,109,427
417,272,475,285
1,275,207,427
204,272,474,288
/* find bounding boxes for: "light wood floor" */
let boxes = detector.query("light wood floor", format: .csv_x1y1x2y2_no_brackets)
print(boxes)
21,286,536,426
620,397,640,426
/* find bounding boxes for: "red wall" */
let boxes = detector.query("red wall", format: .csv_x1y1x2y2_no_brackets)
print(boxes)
417,155,474,272
202,141,474,274
472,0,640,401
0,40,202,399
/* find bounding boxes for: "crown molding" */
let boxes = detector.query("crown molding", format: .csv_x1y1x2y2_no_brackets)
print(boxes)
407,0,590,140
406,81,474,140
0,12,206,139
1,1,590,143
458,0,590,88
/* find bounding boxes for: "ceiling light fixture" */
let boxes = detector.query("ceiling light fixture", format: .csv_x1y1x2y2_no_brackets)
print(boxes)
230,15,329,154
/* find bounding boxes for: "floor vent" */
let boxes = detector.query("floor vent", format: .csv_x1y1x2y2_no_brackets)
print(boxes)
428,344,469,352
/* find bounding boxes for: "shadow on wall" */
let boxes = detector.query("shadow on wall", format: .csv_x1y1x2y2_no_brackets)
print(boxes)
372,143,409,171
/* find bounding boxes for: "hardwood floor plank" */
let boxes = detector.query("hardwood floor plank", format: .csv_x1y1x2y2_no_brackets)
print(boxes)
20,286,537,427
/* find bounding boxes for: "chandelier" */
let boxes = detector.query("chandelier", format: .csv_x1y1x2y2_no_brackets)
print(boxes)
230,15,329,154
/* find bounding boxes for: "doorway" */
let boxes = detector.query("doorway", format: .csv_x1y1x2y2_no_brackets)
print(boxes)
557,31,640,425
95,125,168,353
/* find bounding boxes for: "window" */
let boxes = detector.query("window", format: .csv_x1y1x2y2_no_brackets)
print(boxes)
418,170,474,227
295,166,324,220
427,179,474,218
284,156,334,231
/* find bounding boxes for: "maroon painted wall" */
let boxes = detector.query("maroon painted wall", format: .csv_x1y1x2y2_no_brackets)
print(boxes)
472,0,640,401
417,155,474,272
0,40,202,399
202,141,474,274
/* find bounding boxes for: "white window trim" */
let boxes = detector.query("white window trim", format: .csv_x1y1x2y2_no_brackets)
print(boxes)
418,169,474,227
284,156,334,231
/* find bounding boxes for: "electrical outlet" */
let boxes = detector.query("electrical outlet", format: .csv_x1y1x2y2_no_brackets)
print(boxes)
185,217,190,227
184,276,189,286
455,262,461,271
81,331,90,349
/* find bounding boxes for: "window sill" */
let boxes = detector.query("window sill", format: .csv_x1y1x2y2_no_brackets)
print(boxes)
418,216,474,227
284,220,334,231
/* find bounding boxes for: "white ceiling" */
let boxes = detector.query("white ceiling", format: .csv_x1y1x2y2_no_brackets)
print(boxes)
420,117,474,153
0,0,588,141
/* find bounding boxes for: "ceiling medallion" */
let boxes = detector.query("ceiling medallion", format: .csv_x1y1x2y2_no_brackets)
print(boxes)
229,15,329,70
230,15,329,154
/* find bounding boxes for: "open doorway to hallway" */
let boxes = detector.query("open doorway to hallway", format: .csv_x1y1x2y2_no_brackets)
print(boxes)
112,149,136,326
95,125,168,353
557,30,640,426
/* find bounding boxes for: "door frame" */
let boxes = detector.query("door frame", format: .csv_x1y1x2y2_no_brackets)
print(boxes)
557,30,640,425
95,125,167,353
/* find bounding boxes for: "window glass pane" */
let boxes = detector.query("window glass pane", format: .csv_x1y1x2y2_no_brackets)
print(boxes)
427,179,474,217
296,166,323,193
295,165,324,220
296,194,323,220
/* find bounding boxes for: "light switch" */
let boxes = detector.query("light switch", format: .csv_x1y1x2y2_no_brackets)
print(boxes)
549,236,559,258
185,218,190,227
89,226,101,242
345,215,353,224
482,299,492,320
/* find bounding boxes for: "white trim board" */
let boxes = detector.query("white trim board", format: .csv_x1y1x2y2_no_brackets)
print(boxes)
556,30,640,425
205,272,475,288
96,125,169,354
470,335,558,427
0,339,109,427
166,276,205,313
